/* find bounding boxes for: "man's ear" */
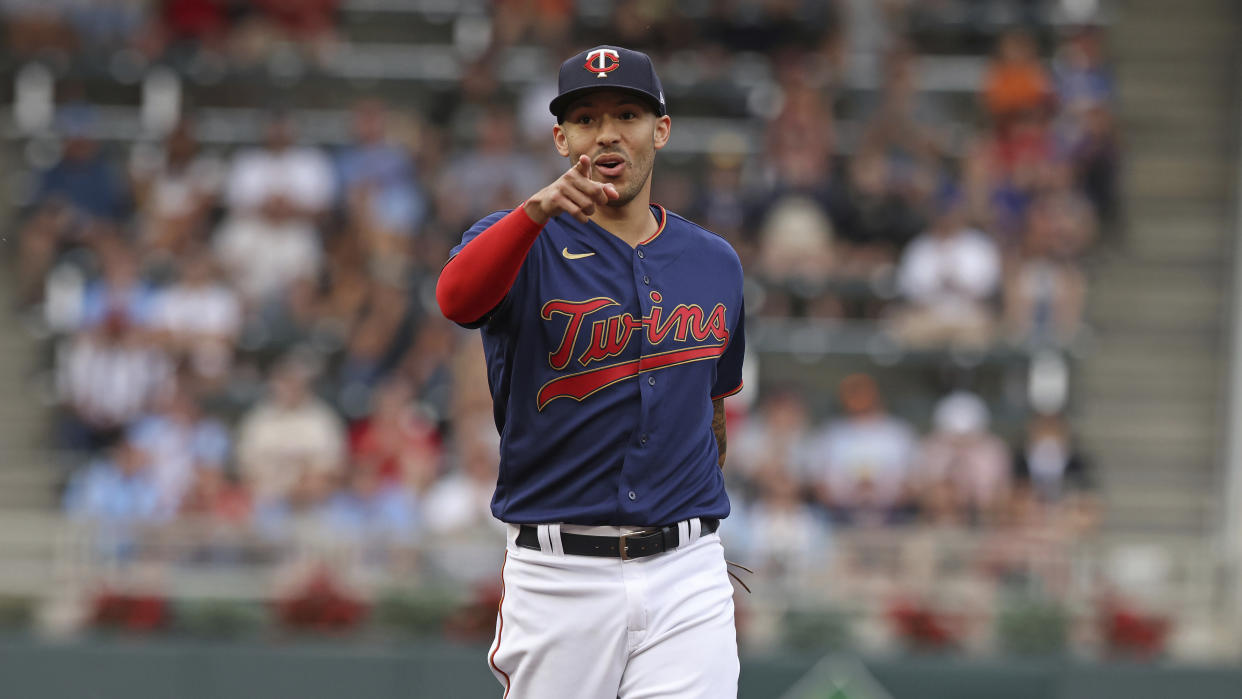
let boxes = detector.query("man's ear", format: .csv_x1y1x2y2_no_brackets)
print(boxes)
653,115,671,151
553,124,570,157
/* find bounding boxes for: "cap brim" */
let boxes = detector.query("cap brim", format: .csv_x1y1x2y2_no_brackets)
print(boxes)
549,86,665,120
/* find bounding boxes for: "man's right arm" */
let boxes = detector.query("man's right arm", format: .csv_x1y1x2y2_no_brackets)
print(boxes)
435,155,617,325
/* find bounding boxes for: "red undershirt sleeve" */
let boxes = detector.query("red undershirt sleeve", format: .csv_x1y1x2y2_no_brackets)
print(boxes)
436,206,545,325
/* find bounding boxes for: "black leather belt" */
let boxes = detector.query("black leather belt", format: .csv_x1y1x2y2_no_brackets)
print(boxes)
516,518,720,560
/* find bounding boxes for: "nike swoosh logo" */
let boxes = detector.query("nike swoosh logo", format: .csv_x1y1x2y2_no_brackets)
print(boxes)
562,247,595,260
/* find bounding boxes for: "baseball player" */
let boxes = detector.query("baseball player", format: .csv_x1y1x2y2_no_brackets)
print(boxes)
436,45,745,698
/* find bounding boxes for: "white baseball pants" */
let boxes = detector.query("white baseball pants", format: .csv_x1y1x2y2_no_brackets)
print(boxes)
488,520,739,698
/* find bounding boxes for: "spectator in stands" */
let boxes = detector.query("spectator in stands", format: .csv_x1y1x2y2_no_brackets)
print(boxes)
1013,413,1100,537
441,106,546,223
63,437,161,520
835,149,926,283
1004,195,1089,346
157,0,231,51
337,99,425,257
63,437,167,558
914,391,1012,527
150,247,242,386
1013,413,1094,505
128,382,231,516
729,390,816,500
395,317,459,423
690,139,749,249
492,0,573,46
179,461,251,525
703,0,832,54
744,462,832,575
891,188,1001,348
423,415,502,537
317,462,421,549
1053,28,1113,134
56,310,172,452
760,82,840,206
231,0,340,66
858,46,950,171
315,233,372,333
965,104,1064,245
983,29,1053,123
63,3,147,53
807,373,919,526
76,237,158,332
755,195,837,313
33,105,129,223
1052,30,1118,224
1067,103,1120,229
215,110,332,307
334,266,412,401
18,105,129,304
751,79,851,317
236,355,346,508
129,117,223,258
350,379,441,487
2,0,79,57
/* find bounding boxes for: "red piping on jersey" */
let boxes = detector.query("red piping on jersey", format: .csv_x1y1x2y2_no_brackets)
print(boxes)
536,342,727,410
712,380,744,401
489,551,511,697
638,204,667,246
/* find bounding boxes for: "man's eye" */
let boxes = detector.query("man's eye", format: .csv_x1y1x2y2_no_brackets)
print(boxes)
621,112,637,120
576,115,593,124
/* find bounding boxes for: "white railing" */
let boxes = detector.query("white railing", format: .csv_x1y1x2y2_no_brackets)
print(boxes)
0,511,1227,657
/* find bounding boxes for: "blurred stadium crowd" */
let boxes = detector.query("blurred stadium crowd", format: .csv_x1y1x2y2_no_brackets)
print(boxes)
4,0,1119,639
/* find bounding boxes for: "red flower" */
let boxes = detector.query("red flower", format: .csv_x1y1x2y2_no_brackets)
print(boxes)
275,569,369,633
90,589,168,633
887,599,959,650
1100,601,1169,659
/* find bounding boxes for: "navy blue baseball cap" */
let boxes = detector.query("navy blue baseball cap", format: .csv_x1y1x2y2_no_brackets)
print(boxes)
549,46,667,122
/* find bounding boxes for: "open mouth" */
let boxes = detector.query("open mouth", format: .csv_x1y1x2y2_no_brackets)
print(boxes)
594,154,626,178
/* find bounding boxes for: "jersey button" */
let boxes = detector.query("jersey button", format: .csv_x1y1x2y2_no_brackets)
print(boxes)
636,248,645,259
628,490,637,501
647,375,656,386
642,275,650,285
640,433,649,445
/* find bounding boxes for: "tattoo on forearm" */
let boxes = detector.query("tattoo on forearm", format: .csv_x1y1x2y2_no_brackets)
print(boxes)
712,398,727,468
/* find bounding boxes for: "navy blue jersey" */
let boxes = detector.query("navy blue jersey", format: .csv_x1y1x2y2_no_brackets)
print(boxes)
450,205,745,526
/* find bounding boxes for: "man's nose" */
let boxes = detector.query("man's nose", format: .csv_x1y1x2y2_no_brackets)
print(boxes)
596,117,621,146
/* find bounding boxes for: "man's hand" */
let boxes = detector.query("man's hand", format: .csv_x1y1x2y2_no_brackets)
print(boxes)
524,155,619,224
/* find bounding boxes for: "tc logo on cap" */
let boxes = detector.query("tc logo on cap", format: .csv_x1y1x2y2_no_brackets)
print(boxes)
585,48,620,78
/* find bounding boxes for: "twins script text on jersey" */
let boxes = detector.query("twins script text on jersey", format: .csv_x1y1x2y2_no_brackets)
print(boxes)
450,205,745,527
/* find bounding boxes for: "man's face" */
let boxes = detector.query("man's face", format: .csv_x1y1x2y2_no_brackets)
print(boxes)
553,90,671,208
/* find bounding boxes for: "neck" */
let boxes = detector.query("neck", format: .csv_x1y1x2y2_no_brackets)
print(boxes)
589,182,657,248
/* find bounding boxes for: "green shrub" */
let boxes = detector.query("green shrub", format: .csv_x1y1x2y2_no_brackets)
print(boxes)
996,597,1069,656
0,596,34,630
781,607,855,652
372,587,467,638
172,599,267,639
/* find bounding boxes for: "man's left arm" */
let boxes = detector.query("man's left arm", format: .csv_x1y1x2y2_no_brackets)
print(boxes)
712,398,727,468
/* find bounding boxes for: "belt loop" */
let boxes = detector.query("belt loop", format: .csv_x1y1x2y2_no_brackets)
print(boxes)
688,517,702,543
547,523,565,556
677,519,690,547
536,524,554,554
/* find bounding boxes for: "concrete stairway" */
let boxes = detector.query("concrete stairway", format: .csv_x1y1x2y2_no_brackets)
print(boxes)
0,256,57,511
1079,0,1239,535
